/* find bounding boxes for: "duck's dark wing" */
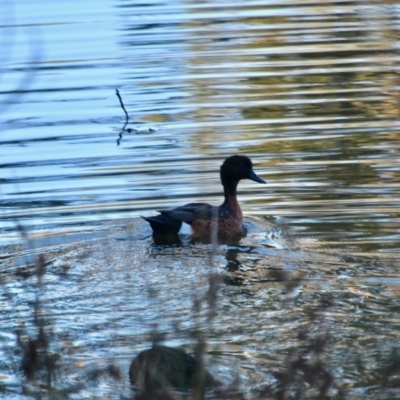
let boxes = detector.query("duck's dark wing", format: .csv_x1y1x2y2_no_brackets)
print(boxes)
143,203,223,235
159,202,219,224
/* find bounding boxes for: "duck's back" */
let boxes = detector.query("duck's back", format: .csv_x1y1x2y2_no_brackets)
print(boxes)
159,202,218,224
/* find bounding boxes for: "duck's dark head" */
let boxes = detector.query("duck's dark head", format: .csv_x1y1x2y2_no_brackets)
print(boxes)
220,155,266,185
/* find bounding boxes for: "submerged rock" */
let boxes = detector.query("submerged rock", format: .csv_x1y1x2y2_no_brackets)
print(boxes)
129,345,220,392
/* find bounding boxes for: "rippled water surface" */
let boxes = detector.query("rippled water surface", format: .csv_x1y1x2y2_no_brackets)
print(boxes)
1,0,400,399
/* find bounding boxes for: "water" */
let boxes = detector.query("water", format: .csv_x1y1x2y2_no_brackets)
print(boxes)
1,0,400,398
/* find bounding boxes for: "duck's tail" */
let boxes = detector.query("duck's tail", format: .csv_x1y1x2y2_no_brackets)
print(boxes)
141,215,182,235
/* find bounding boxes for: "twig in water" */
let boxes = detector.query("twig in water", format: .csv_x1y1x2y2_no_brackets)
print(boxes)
115,89,156,145
116,89,130,145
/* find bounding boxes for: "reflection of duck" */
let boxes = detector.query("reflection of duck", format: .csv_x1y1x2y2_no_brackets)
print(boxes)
143,155,266,241
129,345,220,392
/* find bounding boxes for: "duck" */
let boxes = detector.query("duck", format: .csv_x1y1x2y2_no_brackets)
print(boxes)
129,345,220,392
142,155,266,241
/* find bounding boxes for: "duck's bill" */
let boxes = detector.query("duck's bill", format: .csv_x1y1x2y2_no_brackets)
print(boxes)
249,170,266,184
